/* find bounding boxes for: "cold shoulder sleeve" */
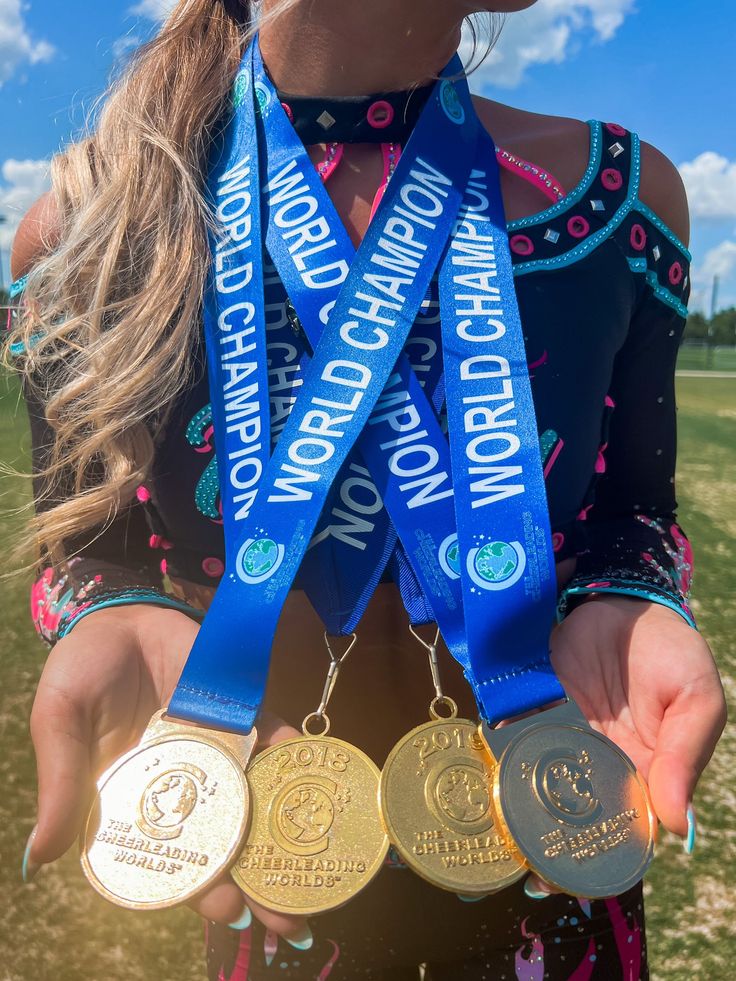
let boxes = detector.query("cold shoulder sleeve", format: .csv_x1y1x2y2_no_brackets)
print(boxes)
557,191,696,626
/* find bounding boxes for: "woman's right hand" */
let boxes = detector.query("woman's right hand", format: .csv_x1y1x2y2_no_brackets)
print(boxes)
25,604,313,947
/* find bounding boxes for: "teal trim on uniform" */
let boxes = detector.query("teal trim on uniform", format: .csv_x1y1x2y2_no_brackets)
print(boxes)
9,334,44,357
507,121,601,231
512,134,641,278
627,257,648,274
558,581,696,629
633,199,692,262
644,270,689,318
9,276,27,299
57,594,204,638
625,259,689,317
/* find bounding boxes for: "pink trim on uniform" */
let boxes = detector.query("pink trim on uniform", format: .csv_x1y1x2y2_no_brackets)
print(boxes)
510,234,535,256
605,897,642,981
367,100,394,129
317,940,342,979
543,437,564,478
669,261,684,286
369,143,402,223
630,224,647,251
219,927,252,981
601,168,623,191
567,215,590,239
495,147,567,203
567,938,597,981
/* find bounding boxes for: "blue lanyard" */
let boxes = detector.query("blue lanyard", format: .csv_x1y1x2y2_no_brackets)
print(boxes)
439,142,565,721
168,42,476,734
253,54,564,722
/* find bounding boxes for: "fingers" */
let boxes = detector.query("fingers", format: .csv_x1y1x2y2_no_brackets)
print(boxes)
193,713,311,944
523,874,560,900
191,878,313,948
256,709,302,748
648,674,726,837
29,676,92,867
190,876,249,924
240,895,313,948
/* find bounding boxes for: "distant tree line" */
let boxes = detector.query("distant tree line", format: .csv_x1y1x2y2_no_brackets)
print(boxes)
685,307,736,346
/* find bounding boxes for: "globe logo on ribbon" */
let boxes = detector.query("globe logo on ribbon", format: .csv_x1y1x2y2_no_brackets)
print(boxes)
254,81,272,115
232,69,250,109
237,537,285,584
438,534,462,580
439,80,465,125
467,540,526,591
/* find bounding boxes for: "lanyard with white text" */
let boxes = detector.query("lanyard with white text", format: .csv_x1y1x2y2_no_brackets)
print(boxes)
254,47,464,646
256,50,565,722
168,41,475,733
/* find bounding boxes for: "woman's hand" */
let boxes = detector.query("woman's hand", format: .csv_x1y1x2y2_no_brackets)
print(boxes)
25,605,312,947
550,596,726,839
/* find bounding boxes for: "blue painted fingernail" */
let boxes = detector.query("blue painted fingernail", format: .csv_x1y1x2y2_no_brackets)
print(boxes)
458,893,487,903
21,827,39,884
524,878,551,901
227,906,252,931
684,803,697,855
286,928,313,951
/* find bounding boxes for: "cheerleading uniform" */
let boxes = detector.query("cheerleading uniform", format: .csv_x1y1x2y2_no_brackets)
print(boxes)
12,89,693,980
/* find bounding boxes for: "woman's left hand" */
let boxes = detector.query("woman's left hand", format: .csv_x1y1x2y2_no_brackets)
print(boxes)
550,595,726,839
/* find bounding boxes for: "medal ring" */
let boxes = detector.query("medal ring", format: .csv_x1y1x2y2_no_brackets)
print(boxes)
302,711,331,737
429,695,458,721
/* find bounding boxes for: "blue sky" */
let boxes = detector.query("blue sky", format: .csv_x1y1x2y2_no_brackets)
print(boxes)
2,0,735,310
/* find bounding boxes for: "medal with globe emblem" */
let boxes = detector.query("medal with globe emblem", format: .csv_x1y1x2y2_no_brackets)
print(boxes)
379,627,526,894
81,711,258,909
232,634,389,915
481,700,656,898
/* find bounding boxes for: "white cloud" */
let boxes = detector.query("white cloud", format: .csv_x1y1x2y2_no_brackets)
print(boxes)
112,32,143,63
128,0,177,20
463,0,636,89
690,240,736,311
0,159,51,282
0,0,55,85
696,241,736,283
679,152,736,221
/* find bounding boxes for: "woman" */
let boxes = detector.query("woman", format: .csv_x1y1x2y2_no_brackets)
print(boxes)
9,0,726,978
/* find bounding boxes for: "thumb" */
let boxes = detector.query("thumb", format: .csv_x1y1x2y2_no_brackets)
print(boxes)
28,682,92,873
647,682,725,838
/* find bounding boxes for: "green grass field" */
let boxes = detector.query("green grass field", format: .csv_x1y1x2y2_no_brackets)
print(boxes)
0,373,733,979
677,345,736,373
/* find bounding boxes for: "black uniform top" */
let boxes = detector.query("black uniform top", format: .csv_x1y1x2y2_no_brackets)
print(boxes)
16,117,695,644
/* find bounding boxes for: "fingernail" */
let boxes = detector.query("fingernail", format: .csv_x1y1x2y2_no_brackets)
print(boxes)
22,826,40,884
684,803,697,855
524,877,552,901
227,906,252,931
458,893,487,903
285,925,313,951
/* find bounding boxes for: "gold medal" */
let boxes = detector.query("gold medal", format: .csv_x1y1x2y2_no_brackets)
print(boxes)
380,700,526,895
80,710,257,910
482,700,655,899
232,727,388,915
232,633,388,915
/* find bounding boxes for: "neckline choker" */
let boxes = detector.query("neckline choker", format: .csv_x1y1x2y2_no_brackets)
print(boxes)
274,84,435,145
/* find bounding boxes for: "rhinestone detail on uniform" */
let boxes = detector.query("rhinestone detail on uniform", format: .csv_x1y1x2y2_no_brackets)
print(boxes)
316,110,336,130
